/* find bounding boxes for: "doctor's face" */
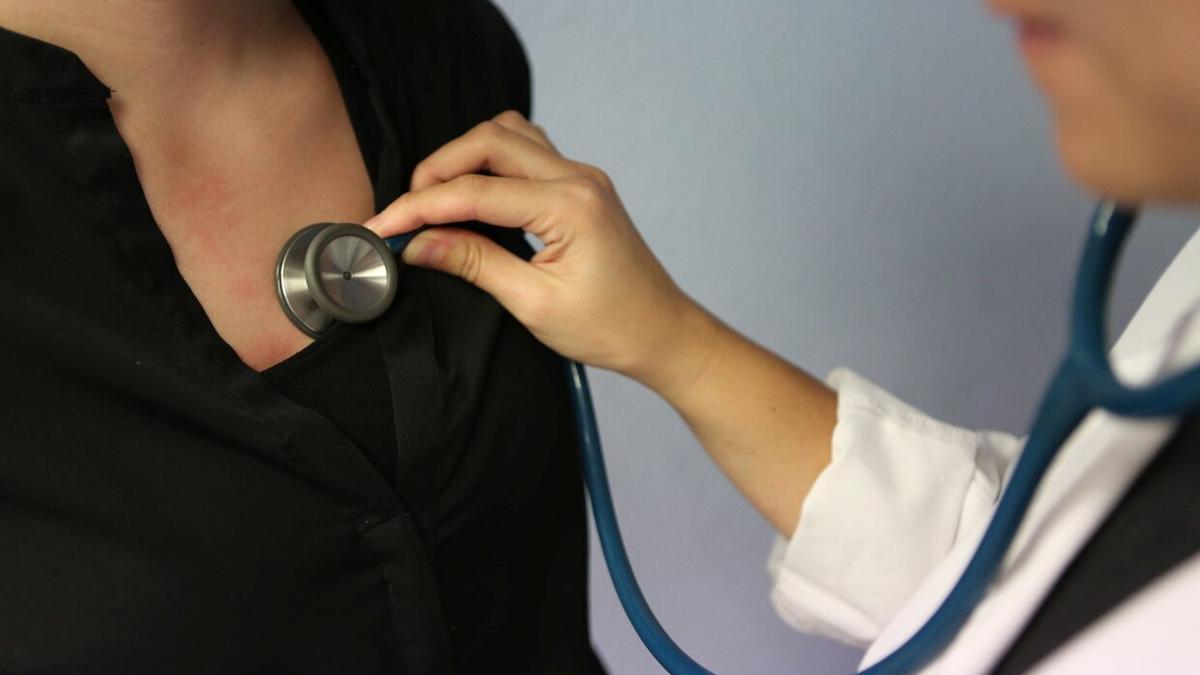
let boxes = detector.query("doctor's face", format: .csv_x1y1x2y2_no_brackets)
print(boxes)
989,0,1200,204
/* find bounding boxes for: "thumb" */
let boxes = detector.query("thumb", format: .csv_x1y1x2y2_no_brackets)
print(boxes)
402,228,542,313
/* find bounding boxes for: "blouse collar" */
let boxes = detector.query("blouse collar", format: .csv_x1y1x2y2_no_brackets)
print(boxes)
0,24,111,104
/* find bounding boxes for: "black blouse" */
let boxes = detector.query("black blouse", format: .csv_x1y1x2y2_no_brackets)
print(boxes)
0,1,605,673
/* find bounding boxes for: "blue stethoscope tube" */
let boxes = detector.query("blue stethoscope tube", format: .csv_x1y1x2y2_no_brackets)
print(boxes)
566,361,716,674
381,202,1200,674
860,202,1200,673
388,228,710,672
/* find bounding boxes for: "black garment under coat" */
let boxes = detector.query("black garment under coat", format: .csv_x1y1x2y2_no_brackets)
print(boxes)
0,1,605,672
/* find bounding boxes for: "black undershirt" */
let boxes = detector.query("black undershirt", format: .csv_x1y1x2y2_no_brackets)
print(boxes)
263,322,400,486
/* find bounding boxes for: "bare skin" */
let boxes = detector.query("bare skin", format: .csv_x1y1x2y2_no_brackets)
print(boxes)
0,0,375,371
365,0,1200,538
988,0,1200,204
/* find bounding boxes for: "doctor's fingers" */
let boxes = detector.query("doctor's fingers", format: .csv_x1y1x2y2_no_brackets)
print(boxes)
491,110,558,152
367,173,563,240
372,176,560,318
402,226,548,320
409,117,573,191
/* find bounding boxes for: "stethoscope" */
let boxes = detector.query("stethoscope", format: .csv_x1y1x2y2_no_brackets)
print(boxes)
275,201,1200,674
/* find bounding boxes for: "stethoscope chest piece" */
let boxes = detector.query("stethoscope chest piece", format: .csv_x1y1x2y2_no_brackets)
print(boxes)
275,222,399,337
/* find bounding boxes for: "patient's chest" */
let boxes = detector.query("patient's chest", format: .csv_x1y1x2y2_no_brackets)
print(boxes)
109,27,374,372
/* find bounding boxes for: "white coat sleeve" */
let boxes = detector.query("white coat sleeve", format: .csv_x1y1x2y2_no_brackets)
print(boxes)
766,368,1023,647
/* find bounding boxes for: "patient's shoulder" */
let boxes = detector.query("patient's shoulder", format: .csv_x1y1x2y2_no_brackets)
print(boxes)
358,0,531,117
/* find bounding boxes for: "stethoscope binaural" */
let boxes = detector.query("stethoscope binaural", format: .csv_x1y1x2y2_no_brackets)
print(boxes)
275,202,1200,674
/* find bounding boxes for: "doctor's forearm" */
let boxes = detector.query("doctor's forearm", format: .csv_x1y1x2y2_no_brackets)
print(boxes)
630,303,837,536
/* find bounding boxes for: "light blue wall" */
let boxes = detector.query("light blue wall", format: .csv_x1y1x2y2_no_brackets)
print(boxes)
491,2,1198,673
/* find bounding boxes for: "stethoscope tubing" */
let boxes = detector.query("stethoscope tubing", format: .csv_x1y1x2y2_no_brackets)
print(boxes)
564,201,1200,674
566,361,717,675
283,203,1200,674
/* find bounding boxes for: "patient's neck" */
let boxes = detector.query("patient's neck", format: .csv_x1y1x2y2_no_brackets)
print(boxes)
0,0,297,109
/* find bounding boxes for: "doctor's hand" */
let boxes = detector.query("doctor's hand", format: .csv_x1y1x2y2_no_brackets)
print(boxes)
364,111,719,397
367,111,838,536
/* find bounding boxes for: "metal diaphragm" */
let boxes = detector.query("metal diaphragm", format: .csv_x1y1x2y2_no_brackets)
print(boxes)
275,222,399,337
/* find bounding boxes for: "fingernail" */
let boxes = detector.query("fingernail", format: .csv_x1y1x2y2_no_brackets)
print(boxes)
363,215,383,233
400,237,426,265
402,235,443,267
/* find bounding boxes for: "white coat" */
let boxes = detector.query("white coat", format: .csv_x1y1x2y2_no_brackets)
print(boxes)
768,227,1200,673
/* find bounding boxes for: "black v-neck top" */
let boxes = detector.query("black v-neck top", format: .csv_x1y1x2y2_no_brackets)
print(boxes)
261,5,399,490
0,2,605,673
262,320,401,488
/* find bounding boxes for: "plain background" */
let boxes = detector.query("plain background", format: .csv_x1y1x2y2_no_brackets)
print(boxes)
491,1,1199,673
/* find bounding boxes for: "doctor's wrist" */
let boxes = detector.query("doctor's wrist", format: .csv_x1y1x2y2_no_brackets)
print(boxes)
624,299,727,404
